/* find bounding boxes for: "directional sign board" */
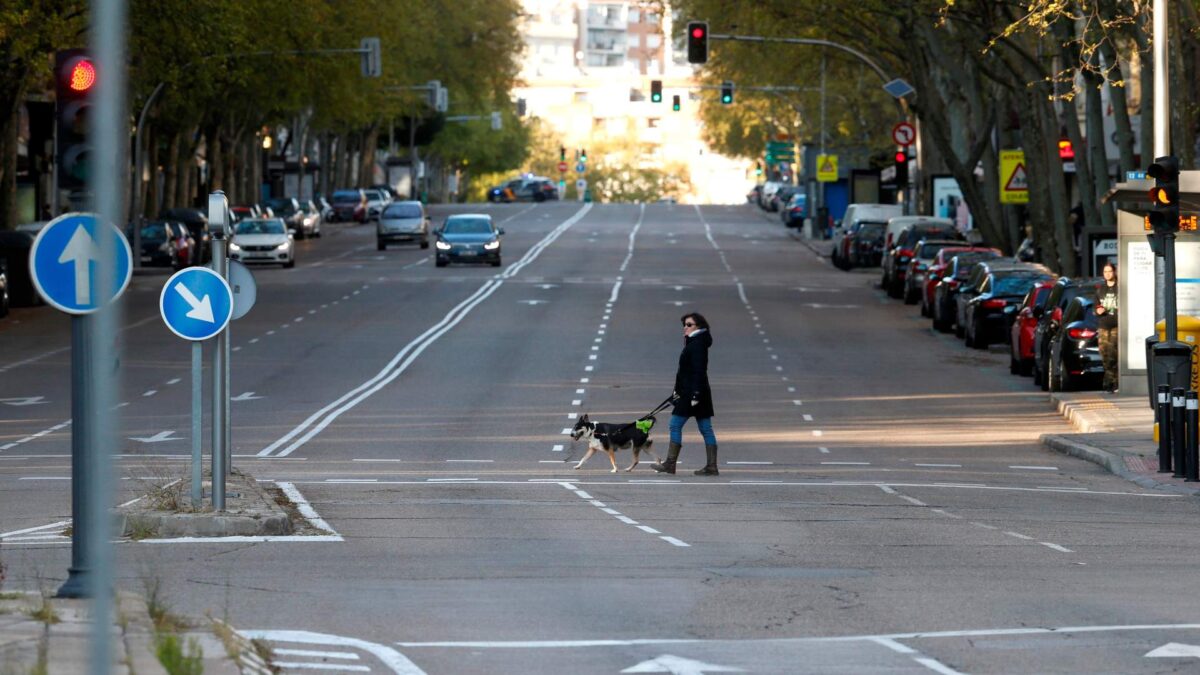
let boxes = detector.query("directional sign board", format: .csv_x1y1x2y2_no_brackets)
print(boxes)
159,267,234,341
999,149,1029,204
576,162,586,174
30,213,132,314
816,154,838,183
892,122,916,146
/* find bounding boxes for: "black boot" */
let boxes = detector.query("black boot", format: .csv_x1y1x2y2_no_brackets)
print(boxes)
694,445,719,475
653,442,681,474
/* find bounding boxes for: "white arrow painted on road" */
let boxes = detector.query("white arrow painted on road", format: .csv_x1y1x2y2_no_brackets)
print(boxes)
232,392,263,401
622,655,744,674
1146,643,1200,658
518,299,548,305
174,283,215,323
130,430,181,444
0,396,46,407
58,224,100,305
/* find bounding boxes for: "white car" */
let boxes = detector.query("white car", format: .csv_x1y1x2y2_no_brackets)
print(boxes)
377,201,429,250
228,218,295,268
363,189,391,221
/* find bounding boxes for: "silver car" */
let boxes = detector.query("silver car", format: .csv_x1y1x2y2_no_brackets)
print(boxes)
228,218,295,268
377,201,429,250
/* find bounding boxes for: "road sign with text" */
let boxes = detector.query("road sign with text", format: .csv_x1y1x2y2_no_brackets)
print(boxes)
999,149,1029,204
30,213,131,314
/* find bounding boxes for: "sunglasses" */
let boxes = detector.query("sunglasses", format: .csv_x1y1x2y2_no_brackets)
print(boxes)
683,322,696,327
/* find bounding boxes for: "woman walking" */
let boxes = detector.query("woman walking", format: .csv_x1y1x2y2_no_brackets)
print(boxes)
653,313,719,475
1096,262,1119,393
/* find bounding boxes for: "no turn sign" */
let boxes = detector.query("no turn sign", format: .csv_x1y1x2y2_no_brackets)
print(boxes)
892,122,916,147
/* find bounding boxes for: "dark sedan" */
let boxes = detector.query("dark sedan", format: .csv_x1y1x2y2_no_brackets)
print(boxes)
1032,277,1102,390
931,252,998,333
127,221,189,270
962,269,1054,349
1046,295,1105,391
434,215,504,267
846,221,886,268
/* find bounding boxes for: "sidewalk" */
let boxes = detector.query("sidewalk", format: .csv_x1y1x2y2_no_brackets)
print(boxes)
1041,392,1200,496
0,590,271,673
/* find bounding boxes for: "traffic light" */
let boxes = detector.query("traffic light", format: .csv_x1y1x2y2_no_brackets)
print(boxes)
755,161,763,177
672,94,681,112
580,149,587,163
1147,155,1181,239
686,21,708,64
55,49,95,191
720,81,733,105
560,146,566,162
651,80,663,103
894,148,909,186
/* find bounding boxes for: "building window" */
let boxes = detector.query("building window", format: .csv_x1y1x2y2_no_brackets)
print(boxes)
647,34,661,49
629,8,640,23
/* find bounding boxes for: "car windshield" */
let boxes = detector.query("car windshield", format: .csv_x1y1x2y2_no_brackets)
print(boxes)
138,223,167,241
266,199,295,214
332,191,361,203
918,243,952,258
235,219,286,235
384,204,423,219
953,253,996,276
992,275,1044,295
1063,286,1099,305
443,218,493,234
857,223,884,238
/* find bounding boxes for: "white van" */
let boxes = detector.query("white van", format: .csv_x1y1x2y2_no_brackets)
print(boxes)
842,203,903,234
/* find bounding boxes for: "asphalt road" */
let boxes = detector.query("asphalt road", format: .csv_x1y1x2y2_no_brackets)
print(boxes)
3,202,1200,674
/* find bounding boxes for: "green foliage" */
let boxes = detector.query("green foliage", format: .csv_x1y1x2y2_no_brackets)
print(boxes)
155,633,203,675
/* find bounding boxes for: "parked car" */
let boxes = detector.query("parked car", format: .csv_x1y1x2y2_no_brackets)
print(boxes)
377,201,430,250
1009,279,1057,375
759,181,783,209
0,257,9,319
362,189,391,220
0,230,42,307
959,264,1054,349
228,218,295,268
1033,277,1102,389
769,186,801,213
1045,295,1105,392
846,221,887,268
748,184,764,204
159,208,211,264
931,253,1000,333
435,214,504,267
264,197,310,239
901,239,974,305
920,247,1002,317
296,200,323,238
884,222,964,297
831,220,883,269
127,221,190,270
230,205,259,222
329,189,367,222
882,216,954,254
781,192,807,228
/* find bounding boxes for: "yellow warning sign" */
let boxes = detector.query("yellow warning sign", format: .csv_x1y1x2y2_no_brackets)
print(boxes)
999,149,1028,204
816,154,838,183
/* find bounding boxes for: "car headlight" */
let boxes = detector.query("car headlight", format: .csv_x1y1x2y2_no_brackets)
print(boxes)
276,242,290,251
436,240,452,250
228,242,241,252
484,240,500,250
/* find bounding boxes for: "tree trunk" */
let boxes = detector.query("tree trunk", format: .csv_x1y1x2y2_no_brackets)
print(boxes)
1098,38,1137,175
318,132,331,198
208,126,224,194
1083,65,1115,229
163,132,181,209
360,123,379,187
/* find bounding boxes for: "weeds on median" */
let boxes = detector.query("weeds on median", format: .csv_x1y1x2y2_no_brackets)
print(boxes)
155,633,203,675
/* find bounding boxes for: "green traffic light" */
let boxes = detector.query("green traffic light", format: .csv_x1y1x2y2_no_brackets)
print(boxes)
722,95,732,104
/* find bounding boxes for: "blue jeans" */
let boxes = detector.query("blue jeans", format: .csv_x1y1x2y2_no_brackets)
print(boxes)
669,415,717,446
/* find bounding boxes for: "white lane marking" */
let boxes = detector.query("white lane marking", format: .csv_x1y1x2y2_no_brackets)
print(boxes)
878,485,898,495
274,648,361,660
277,482,341,537
267,330,276,335
446,459,493,463
775,366,783,371
351,459,404,462
1,419,73,452
585,366,594,371
618,207,646,272
929,509,963,519
1041,542,1074,553
819,447,830,454
426,478,478,482
576,389,586,394
871,637,916,654
568,413,578,420
971,522,999,530
637,525,660,534
539,460,564,464
574,490,593,499
913,657,966,675
0,520,72,539
616,515,638,525
1004,531,1034,541
661,536,690,547
736,282,749,305
770,354,779,360
788,387,796,393
242,630,426,675
562,428,573,434
802,414,814,422
601,508,621,515
589,355,597,360
915,464,962,468
142,390,157,397
726,461,773,465
259,205,593,458
609,279,623,304
589,500,606,507
822,461,867,466
552,445,564,452
580,377,590,383
1009,465,1059,471
899,496,927,507
166,378,181,385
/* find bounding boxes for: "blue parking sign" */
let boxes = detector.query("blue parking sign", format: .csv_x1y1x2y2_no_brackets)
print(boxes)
29,213,132,314
159,267,233,341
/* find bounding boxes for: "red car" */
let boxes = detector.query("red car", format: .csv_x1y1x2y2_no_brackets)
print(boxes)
920,246,1001,318
1009,279,1057,375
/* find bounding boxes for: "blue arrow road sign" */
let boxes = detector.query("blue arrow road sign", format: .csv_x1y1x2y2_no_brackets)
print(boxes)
29,213,132,314
159,267,233,341
576,162,586,174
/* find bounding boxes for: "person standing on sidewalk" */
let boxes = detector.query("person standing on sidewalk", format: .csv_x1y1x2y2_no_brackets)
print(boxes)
1096,262,1119,393
653,313,720,475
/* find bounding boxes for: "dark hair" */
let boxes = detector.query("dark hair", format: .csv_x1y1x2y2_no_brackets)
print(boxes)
681,312,709,331
1103,261,1117,280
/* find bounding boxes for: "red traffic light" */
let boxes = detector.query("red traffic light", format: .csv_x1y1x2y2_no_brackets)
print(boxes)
894,151,906,163
1057,139,1074,160
67,58,96,92
691,26,706,39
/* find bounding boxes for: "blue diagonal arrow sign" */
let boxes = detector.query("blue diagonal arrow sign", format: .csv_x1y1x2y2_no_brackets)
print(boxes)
159,267,233,341
29,213,132,314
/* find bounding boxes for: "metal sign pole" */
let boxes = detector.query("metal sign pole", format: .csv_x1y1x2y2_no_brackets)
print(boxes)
191,341,202,506
57,317,95,599
1154,0,1173,338
211,235,227,510
224,319,231,476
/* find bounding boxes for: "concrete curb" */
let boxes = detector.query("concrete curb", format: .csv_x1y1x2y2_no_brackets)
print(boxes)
1040,433,1200,496
119,473,294,539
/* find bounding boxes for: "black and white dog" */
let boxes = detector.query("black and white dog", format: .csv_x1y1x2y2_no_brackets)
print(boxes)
569,414,660,472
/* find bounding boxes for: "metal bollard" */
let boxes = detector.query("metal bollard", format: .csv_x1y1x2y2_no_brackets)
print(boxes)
1172,387,1186,479
1188,391,1199,482
1158,385,1172,473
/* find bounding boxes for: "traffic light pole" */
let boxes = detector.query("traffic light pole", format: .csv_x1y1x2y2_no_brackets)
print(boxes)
1154,0,1175,341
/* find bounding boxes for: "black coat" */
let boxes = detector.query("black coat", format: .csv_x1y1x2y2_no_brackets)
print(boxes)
673,330,714,418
